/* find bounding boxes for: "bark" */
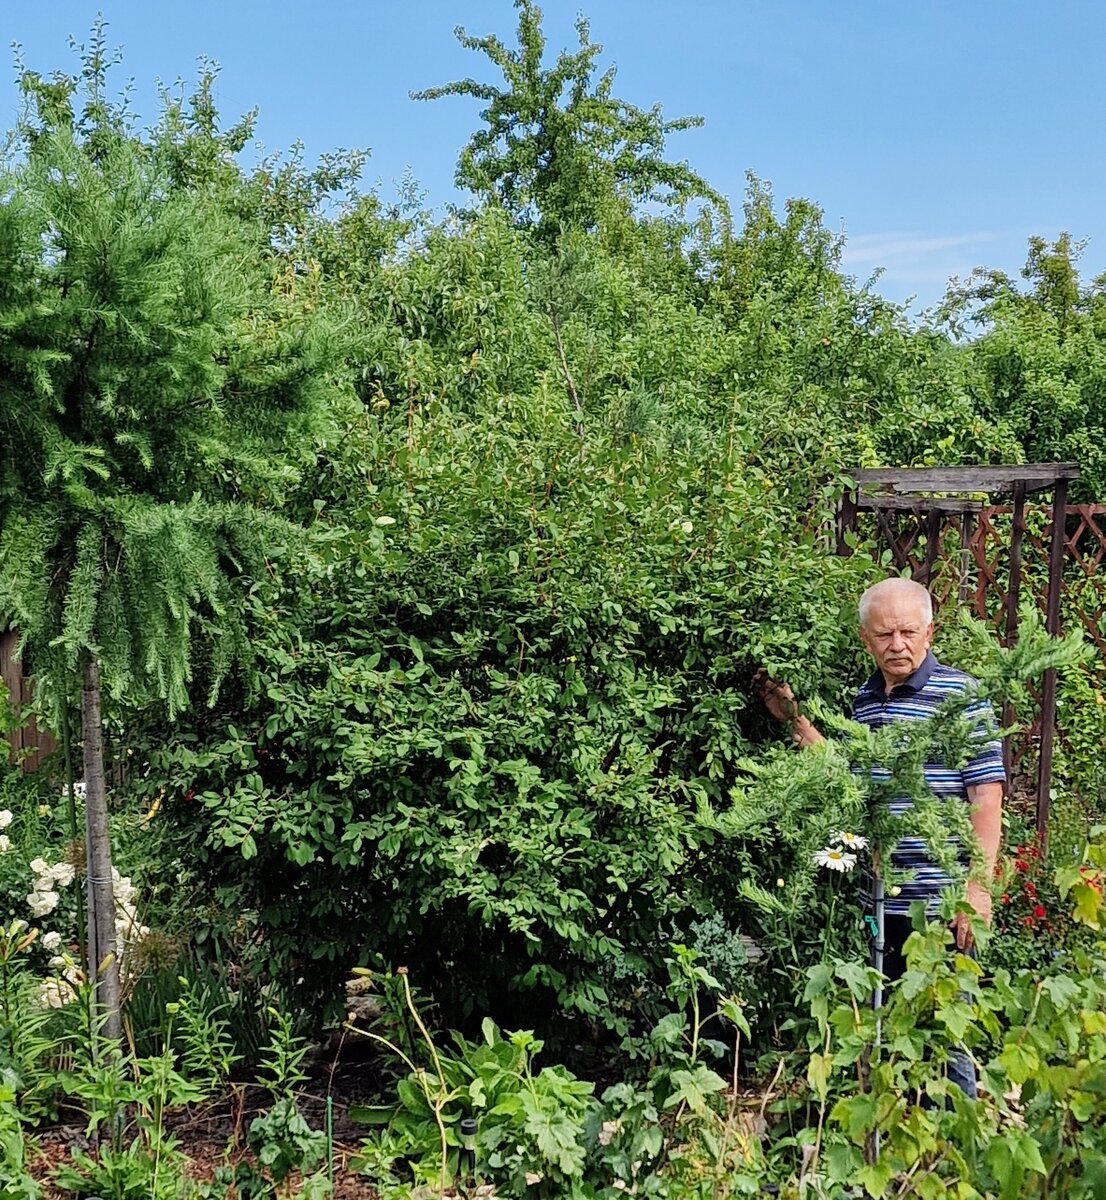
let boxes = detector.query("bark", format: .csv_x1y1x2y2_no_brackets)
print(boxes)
81,649,122,1047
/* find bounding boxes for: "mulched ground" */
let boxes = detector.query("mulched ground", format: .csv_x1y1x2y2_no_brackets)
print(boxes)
28,1058,388,1199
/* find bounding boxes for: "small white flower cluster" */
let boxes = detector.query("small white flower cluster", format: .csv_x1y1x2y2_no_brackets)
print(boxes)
814,831,869,874
26,856,76,917
0,808,12,854
40,948,84,1009
113,866,151,958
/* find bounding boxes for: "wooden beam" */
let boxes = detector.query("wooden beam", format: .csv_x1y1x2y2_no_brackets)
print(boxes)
851,462,1081,496
855,496,984,514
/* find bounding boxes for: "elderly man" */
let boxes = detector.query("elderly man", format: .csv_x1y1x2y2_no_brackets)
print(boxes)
759,577,1005,1096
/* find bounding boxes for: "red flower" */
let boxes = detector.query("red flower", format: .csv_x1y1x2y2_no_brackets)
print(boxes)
183,790,195,803
1024,881,1037,898
1014,859,1029,873
1001,893,1012,905
1033,904,1047,919
1023,915,1037,928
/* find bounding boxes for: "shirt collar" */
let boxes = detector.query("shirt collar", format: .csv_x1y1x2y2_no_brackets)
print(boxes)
859,650,938,697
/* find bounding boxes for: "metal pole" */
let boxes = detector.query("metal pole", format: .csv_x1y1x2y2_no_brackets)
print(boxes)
1002,484,1027,780
1037,479,1069,846
867,853,885,1165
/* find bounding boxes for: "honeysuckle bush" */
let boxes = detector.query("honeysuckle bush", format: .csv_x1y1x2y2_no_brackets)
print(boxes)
122,383,878,1043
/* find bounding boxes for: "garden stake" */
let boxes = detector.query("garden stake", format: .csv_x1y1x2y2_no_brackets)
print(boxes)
326,1094,334,1193
869,853,885,1165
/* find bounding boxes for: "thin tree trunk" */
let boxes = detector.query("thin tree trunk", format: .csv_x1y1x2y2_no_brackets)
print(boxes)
81,649,121,1047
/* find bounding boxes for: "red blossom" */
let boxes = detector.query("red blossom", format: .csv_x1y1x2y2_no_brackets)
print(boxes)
1023,915,1036,928
1024,880,1037,898
1001,893,1012,905
1034,904,1047,919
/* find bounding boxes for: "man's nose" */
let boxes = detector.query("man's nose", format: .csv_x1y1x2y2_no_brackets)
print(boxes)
888,632,906,651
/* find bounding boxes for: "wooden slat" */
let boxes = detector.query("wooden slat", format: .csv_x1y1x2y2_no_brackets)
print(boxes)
852,462,1081,495
856,495,984,514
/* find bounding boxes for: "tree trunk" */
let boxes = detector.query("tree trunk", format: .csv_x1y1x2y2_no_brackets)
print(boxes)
81,649,122,1047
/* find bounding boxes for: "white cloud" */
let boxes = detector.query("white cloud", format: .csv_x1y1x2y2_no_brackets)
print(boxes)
839,231,1002,308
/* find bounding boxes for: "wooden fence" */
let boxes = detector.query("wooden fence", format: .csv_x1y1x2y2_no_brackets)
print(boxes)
1,629,57,772
867,503,1106,654
853,502,1106,788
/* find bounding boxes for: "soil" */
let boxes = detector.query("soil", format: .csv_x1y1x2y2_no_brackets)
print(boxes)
27,1058,388,1199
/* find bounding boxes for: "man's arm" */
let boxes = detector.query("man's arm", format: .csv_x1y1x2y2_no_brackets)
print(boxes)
754,671,825,747
956,780,1003,947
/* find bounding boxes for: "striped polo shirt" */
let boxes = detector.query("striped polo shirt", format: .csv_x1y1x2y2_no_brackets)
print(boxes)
853,651,1005,916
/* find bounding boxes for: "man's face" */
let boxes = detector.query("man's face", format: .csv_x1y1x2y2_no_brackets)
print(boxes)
859,594,933,689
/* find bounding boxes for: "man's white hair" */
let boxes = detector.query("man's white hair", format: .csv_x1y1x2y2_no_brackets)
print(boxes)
858,578,934,629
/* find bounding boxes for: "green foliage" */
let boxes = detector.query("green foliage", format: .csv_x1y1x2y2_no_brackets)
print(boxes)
943,232,1106,500
0,1083,40,1199
414,1,723,238
352,959,760,1199
796,891,1106,1200
0,36,353,716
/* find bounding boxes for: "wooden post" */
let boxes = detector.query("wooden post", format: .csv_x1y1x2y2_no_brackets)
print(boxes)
1002,483,1027,782
958,511,974,605
922,507,942,585
837,489,857,556
1037,479,1069,846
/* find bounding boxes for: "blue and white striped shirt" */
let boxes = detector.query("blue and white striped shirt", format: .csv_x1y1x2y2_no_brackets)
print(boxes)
852,651,1005,916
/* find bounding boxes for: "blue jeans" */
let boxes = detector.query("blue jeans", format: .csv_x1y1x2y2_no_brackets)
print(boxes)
878,914,977,1100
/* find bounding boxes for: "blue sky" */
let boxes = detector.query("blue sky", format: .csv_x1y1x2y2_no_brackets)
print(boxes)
5,1,1105,314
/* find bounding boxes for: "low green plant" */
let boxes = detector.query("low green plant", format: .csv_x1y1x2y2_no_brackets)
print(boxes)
791,878,1106,1199
0,1081,40,1199
351,955,762,1199
54,1041,204,1199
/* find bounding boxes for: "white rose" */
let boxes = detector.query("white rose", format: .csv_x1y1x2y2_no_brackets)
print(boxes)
29,858,49,876
42,931,62,951
0,810,12,830
49,862,75,888
0,836,10,854
39,980,69,1009
49,955,66,968
27,891,59,917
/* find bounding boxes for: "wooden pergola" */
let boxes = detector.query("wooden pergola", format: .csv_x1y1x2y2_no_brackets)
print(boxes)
836,462,1081,844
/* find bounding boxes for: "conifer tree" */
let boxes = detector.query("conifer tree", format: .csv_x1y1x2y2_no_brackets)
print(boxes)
0,39,347,1043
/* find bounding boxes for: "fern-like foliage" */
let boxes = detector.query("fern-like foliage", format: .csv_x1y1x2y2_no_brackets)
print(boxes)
0,74,350,714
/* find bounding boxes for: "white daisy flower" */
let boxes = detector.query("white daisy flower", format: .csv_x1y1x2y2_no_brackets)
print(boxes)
814,847,857,873
835,831,869,850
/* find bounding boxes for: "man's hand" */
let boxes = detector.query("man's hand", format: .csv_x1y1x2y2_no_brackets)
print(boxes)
953,880,993,950
753,669,824,747
754,669,799,723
